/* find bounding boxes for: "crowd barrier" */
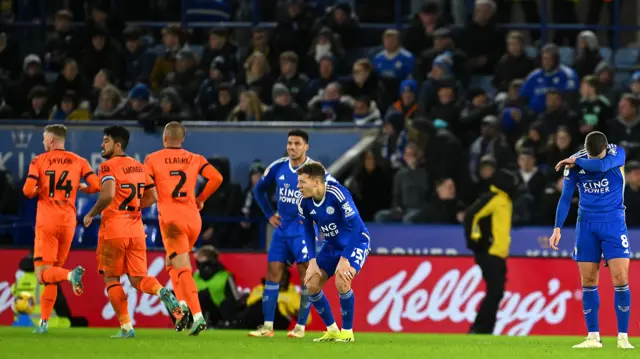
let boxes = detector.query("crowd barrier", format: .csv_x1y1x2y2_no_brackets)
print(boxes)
1,249,637,335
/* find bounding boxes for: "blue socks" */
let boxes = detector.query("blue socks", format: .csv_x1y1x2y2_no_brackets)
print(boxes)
297,286,312,326
310,291,335,326
339,289,355,330
582,286,600,332
262,280,280,323
614,284,631,334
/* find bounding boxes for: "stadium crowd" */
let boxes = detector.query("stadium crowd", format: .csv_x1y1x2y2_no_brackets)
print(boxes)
0,0,640,249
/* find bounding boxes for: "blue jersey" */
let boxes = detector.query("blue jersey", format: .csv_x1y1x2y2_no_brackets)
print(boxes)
520,65,578,114
373,49,414,80
298,180,371,259
555,144,626,227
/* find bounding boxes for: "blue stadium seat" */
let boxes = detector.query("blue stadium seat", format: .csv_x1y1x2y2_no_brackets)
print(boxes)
469,76,496,97
559,46,574,66
600,47,612,63
525,46,538,59
614,48,639,69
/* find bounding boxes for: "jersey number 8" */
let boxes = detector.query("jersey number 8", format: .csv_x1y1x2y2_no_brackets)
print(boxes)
621,234,629,249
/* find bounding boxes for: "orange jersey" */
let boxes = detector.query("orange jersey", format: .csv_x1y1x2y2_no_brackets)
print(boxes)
24,150,99,226
98,155,155,240
144,148,222,221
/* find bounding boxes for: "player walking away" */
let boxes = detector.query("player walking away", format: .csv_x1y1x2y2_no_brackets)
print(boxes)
83,125,183,338
249,129,315,338
145,121,223,335
552,131,634,349
23,124,101,334
297,162,371,343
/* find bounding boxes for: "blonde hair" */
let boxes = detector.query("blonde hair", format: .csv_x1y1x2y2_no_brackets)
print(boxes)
244,52,271,75
99,85,122,106
231,90,264,121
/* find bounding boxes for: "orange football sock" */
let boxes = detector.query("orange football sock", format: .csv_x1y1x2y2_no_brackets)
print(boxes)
177,268,201,315
41,267,70,284
135,276,163,296
167,266,184,302
40,284,57,322
106,282,131,325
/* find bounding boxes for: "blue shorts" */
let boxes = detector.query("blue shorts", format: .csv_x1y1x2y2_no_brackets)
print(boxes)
267,231,311,264
574,220,631,263
317,240,370,278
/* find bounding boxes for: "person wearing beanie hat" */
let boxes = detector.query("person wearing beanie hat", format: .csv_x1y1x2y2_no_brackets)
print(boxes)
414,27,468,86
263,83,304,122
391,79,420,120
23,54,42,73
22,85,50,119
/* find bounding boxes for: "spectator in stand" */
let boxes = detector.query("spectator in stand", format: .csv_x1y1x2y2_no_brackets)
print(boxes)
578,75,613,138
459,0,504,76
21,86,50,119
239,28,279,78
594,61,620,106
243,52,275,105
544,126,577,174
624,161,640,227
492,31,535,93
93,85,125,120
422,178,466,224
50,59,90,105
538,173,578,226
459,88,499,145
352,95,382,126
90,69,116,110
373,29,414,104
0,33,20,85
306,27,345,78
307,55,337,100
609,94,640,161
273,0,314,60
228,90,266,122
375,142,430,224
201,28,238,77
44,10,81,72
262,83,304,122
497,79,531,146
163,48,206,105
381,111,407,170
122,25,156,90
515,147,546,212
84,2,124,47
306,82,353,122
121,83,160,121
418,54,463,112
345,150,392,222
49,90,90,121
468,115,515,183
415,28,467,86
403,2,446,56
146,87,191,130
573,31,602,80
520,44,579,114
8,54,47,114
390,79,421,121
342,58,385,110
150,25,184,92
80,26,123,85
204,83,236,121
196,56,235,118
275,51,309,108
536,89,579,139
427,79,460,133
312,2,360,49
515,121,547,165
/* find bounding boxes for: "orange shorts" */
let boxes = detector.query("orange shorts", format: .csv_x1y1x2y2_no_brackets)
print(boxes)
160,216,202,259
34,225,75,267
97,236,148,277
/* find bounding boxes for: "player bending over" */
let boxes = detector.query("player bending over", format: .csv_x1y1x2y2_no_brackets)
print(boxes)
24,124,101,334
297,162,370,343
552,131,633,349
145,121,223,335
83,125,182,338
249,129,315,338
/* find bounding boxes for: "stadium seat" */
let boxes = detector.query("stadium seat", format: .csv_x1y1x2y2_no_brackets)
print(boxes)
600,47,612,63
614,48,639,69
525,46,538,59
558,46,574,66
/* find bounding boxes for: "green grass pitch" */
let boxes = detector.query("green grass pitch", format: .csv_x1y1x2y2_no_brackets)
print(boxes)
0,328,637,359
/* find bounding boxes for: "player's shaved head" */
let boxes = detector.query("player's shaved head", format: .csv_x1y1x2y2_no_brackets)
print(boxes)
44,124,67,140
164,121,186,140
585,131,608,158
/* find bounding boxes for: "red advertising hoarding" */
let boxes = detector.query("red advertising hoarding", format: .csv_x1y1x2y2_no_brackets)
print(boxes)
0,249,637,335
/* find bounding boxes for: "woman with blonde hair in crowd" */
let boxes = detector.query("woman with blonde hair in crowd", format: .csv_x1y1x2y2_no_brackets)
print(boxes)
243,52,274,104
227,90,266,122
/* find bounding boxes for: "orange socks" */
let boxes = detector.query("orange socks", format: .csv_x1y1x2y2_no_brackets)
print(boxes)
106,282,131,325
167,266,184,302
135,276,163,295
40,284,57,322
176,268,202,315
41,267,70,284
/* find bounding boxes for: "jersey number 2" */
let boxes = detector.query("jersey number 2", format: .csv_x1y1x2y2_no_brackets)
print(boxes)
120,183,144,211
44,170,72,198
170,170,187,198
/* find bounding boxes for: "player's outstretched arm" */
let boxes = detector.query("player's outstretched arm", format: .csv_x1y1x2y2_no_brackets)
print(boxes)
575,146,626,173
196,159,223,205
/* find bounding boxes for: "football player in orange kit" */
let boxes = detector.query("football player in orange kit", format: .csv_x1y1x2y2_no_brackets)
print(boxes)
145,121,223,335
23,124,100,334
83,125,182,338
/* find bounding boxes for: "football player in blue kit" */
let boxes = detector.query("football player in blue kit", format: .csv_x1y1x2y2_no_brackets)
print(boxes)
551,131,633,349
297,162,371,343
249,129,315,338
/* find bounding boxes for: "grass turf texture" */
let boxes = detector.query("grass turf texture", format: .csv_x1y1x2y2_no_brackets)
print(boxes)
0,328,637,359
